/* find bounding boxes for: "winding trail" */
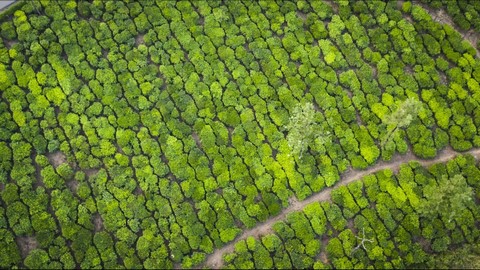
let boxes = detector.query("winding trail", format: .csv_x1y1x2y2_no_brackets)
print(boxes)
204,147,480,269
400,0,480,58
425,4,480,59
203,3,480,268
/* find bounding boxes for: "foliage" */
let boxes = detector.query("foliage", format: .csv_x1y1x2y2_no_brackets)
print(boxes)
429,243,480,269
0,0,479,268
285,102,318,158
223,155,480,269
419,174,474,223
381,98,423,148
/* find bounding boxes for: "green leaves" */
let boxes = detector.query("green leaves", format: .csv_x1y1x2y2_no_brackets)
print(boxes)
1,0,480,269
384,98,423,129
286,102,324,158
381,98,423,151
420,174,474,223
24,249,50,269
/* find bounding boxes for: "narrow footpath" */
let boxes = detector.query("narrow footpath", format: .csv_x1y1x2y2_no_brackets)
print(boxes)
204,147,480,268
205,2,480,268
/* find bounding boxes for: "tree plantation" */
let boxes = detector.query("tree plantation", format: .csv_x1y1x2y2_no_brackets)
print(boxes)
0,0,480,269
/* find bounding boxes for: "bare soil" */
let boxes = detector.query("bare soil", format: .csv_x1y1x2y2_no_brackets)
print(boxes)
227,127,233,144
319,251,329,264
15,236,38,259
355,111,364,126
412,0,480,58
102,49,108,58
317,234,331,264
296,11,307,21
347,219,355,231
404,66,413,75
32,156,45,190
47,151,67,169
5,40,17,49
134,185,144,196
135,34,144,46
115,143,125,154
203,147,480,268
439,71,447,85
404,14,414,24
192,131,203,149
323,0,339,13
85,169,99,178
93,213,104,232
66,180,79,194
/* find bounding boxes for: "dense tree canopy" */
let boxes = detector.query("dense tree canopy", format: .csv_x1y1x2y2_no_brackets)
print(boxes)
0,0,479,269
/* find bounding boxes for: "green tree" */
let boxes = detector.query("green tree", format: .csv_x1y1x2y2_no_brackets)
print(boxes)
24,249,50,269
381,98,423,148
351,227,374,255
420,174,474,224
285,102,328,158
0,229,21,268
431,243,480,269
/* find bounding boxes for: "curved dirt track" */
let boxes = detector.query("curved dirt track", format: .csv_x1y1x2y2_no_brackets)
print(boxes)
204,147,480,269
204,2,480,267
420,2,480,58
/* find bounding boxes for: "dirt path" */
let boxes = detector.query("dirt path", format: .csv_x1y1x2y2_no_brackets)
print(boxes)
204,3,480,267
204,147,480,268
404,0,480,58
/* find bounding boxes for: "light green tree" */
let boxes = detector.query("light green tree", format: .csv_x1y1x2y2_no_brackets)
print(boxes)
420,174,474,223
381,98,423,148
285,102,329,158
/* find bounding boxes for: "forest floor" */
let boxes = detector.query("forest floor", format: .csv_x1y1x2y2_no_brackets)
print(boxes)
204,147,480,268
46,151,67,169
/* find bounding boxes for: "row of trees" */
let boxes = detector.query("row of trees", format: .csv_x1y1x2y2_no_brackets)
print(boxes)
3,0,478,161
222,154,479,268
421,0,480,34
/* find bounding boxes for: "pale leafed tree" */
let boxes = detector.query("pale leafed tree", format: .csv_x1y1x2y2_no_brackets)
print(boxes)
381,97,423,148
420,174,474,224
285,102,329,158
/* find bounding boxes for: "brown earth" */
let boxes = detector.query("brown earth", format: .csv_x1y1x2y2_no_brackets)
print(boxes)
192,131,203,150
5,40,17,49
93,213,104,232
135,34,145,46
46,151,67,169
66,180,79,194
85,168,100,178
134,185,144,196
15,236,38,259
